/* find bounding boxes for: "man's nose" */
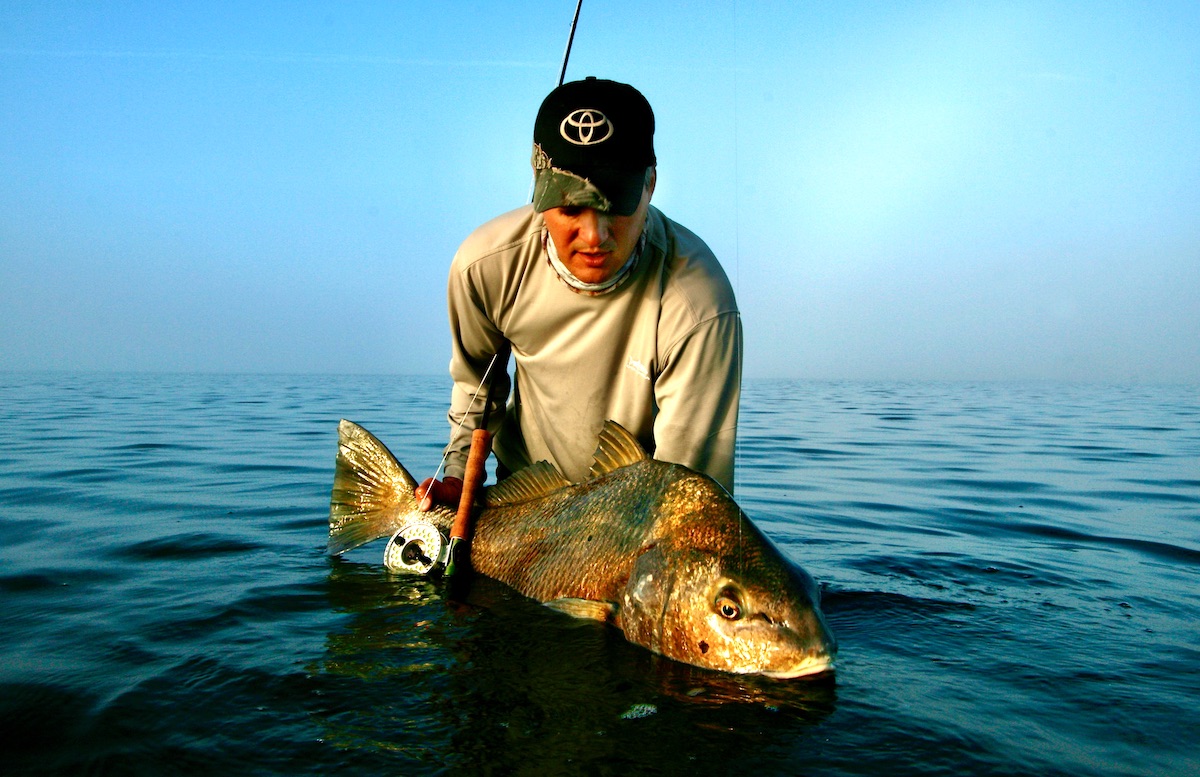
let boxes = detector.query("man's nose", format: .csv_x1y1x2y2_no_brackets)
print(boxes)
577,209,612,247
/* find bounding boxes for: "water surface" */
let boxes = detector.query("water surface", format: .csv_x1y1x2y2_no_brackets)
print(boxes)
1,374,1197,775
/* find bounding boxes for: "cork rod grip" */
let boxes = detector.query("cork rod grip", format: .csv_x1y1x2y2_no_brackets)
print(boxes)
450,427,491,542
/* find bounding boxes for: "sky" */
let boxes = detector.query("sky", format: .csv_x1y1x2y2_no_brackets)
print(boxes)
2,1,1198,382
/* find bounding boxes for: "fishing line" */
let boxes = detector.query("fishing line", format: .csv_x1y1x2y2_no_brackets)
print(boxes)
461,1,578,470
731,0,745,572
424,351,501,493
424,0,583,537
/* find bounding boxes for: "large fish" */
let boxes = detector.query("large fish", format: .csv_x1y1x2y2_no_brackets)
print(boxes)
328,419,837,679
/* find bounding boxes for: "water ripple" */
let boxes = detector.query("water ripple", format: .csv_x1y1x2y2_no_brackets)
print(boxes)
110,533,265,561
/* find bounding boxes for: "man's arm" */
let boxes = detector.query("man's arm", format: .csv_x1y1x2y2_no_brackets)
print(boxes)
652,310,743,492
444,270,510,482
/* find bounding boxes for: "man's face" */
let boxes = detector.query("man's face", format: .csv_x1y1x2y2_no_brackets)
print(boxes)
542,171,655,286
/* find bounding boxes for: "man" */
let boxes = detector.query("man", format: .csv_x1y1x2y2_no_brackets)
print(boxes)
418,77,741,510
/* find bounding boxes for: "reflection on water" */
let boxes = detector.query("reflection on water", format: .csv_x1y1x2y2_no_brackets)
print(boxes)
317,561,836,775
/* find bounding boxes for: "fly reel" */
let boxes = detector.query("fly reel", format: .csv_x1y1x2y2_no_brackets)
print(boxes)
383,524,448,575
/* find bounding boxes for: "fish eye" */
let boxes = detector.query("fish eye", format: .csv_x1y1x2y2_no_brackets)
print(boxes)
714,590,743,620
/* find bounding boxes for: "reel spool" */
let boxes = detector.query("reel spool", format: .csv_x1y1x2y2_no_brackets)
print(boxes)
383,524,448,575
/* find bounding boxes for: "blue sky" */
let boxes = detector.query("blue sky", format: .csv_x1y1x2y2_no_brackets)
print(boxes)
2,1,1197,381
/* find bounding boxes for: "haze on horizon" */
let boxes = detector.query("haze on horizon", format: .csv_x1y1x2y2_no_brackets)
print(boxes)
2,2,1197,383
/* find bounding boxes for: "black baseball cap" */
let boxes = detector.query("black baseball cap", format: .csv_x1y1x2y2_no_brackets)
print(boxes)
531,77,656,215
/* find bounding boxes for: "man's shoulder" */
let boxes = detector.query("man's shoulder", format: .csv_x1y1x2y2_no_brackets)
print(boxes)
649,208,738,317
453,205,542,272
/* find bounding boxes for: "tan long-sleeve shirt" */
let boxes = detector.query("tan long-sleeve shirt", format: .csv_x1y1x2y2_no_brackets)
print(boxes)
444,204,741,492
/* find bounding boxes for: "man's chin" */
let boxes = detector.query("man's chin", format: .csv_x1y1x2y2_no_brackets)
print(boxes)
568,257,618,284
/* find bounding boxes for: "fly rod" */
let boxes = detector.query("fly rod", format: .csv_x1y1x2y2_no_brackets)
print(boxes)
558,0,583,87
447,0,581,577
384,3,584,579
443,348,506,579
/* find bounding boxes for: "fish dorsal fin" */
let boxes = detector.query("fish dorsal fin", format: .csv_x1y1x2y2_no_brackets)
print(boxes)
589,420,649,479
485,461,571,506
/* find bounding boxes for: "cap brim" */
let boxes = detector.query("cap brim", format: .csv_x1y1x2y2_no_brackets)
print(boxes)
533,167,646,216
585,169,646,215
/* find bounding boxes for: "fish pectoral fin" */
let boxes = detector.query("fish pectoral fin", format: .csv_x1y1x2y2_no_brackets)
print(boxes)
545,598,617,624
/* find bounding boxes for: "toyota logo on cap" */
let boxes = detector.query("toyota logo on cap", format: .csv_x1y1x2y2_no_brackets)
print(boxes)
560,108,614,146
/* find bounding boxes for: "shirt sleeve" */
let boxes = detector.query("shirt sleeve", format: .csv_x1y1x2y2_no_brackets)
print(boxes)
444,260,511,481
652,310,743,492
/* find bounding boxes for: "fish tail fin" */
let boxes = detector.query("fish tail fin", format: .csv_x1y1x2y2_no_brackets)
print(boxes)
328,419,419,556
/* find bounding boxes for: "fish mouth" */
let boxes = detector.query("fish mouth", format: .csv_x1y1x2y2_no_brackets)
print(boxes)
762,655,836,680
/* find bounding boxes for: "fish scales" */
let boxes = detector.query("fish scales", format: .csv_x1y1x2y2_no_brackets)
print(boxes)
471,463,673,605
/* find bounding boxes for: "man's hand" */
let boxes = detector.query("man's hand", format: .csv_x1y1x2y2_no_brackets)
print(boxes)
415,477,463,511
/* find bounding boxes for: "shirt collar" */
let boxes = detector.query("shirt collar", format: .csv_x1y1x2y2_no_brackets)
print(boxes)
542,228,647,296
